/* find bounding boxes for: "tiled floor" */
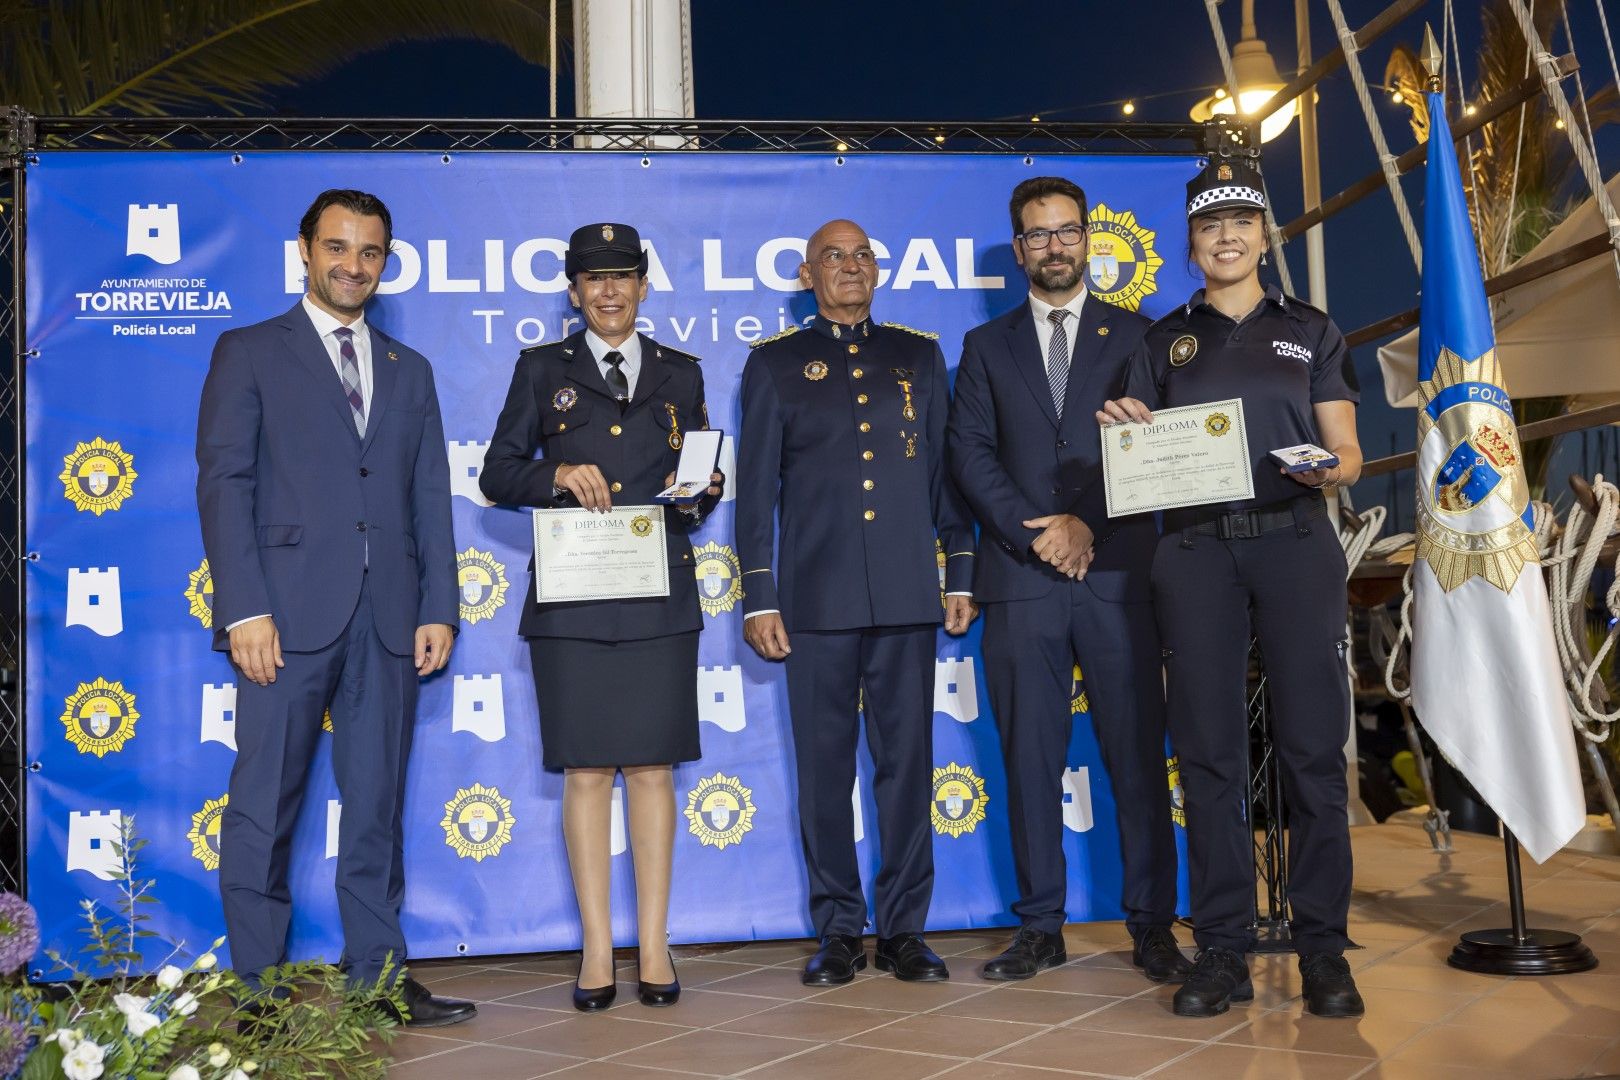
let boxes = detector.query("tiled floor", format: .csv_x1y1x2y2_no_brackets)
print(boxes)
387,824,1620,1079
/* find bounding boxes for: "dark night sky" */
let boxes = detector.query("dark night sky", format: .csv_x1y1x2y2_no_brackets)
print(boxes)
276,0,1620,524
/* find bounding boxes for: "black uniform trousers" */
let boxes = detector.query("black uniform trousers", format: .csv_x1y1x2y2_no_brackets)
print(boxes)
1151,504,1353,956
981,580,1179,937
784,625,936,939
220,574,417,988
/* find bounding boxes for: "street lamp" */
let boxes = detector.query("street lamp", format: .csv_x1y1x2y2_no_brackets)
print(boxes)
1190,0,1299,143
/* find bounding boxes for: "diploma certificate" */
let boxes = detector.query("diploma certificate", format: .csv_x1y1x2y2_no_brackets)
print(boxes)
1101,399,1255,516
532,505,671,603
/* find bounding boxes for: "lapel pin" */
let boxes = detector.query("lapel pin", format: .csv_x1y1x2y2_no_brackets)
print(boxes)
563,347,575,356
1096,327,1109,337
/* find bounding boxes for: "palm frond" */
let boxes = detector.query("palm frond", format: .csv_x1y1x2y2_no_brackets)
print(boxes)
0,0,571,117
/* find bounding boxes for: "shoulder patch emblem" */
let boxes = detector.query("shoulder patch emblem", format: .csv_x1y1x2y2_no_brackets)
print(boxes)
881,322,941,341
750,325,802,349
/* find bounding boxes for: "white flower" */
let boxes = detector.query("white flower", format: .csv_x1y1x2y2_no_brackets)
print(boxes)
60,1038,106,1080
114,992,161,1037
168,1067,201,1080
171,990,199,1016
194,953,218,971
208,1044,231,1068
242,1064,259,1075
226,1070,250,1080
156,964,185,990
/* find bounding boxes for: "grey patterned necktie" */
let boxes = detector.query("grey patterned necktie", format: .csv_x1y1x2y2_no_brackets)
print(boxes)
1046,308,1071,419
333,326,365,436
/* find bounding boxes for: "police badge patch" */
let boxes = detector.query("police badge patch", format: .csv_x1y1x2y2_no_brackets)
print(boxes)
456,547,510,624
187,794,227,871
930,762,989,837
1170,335,1199,366
692,541,744,616
61,677,140,757
441,783,516,861
684,772,756,849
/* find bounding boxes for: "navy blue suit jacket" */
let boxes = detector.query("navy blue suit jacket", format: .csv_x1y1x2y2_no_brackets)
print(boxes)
479,331,716,642
947,297,1157,604
196,302,457,656
736,318,975,632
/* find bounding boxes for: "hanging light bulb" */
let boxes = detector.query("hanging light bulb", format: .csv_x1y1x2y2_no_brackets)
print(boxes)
1122,101,1137,115
1188,0,1298,143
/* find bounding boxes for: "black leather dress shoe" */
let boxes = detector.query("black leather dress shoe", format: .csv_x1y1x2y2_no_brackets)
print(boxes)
874,934,949,982
573,957,617,1012
802,934,866,985
382,977,478,1027
980,925,1066,981
638,951,681,1007
1172,947,1252,1017
1299,953,1364,1017
1132,926,1194,984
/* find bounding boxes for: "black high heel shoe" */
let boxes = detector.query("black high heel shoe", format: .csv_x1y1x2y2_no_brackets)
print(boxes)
638,950,680,1007
573,954,617,1012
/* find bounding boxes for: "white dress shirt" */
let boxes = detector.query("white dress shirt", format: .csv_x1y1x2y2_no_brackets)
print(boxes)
225,299,374,633
584,329,642,399
1027,288,1087,364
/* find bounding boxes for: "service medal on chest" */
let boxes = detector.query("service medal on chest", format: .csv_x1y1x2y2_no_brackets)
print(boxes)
552,386,578,411
804,360,828,381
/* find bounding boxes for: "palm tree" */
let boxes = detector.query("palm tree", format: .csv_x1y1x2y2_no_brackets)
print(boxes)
1384,0,1617,496
0,0,566,116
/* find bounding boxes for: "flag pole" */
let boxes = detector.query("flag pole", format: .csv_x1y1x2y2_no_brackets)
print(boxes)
1447,830,1596,975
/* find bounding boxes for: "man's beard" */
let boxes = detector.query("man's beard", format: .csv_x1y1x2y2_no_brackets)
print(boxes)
1029,256,1082,292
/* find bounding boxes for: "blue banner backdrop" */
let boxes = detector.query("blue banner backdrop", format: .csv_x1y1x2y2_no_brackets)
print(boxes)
24,151,1198,975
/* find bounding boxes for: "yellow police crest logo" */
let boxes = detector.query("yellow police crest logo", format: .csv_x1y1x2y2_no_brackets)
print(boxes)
60,437,137,515
61,677,139,757
322,709,332,733
1205,412,1232,437
630,514,653,538
1070,664,1089,715
456,547,509,625
1118,429,1133,452
441,783,516,862
187,794,227,871
684,772,756,849
1167,756,1186,827
692,541,743,616
184,558,214,629
1085,204,1164,312
931,763,988,837
1170,334,1199,366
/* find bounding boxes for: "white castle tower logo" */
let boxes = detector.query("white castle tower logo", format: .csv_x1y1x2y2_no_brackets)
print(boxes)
126,204,181,265
326,800,342,859
452,674,506,742
448,441,493,506
934,657,979,724
696,666,746,732
67,809,126,880
1061,767,1094,833
66,567,123,637
200,683,238,750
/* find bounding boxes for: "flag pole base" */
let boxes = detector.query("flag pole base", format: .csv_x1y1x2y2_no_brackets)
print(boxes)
1447,928,1598,976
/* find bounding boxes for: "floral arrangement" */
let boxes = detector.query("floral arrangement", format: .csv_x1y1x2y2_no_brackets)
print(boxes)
1,820,403,1080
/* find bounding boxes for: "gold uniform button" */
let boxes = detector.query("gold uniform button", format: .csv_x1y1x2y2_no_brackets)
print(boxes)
857,393,869,405
848,344,860,355
863,509,876,521
859,422,871,432
852,367,865,378
863,479,874,490
610,482,623,493
610,424,623,436
862,450,874,461
558,422,568,431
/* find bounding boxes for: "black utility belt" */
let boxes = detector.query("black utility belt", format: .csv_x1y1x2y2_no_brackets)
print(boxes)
1166,495,1326,540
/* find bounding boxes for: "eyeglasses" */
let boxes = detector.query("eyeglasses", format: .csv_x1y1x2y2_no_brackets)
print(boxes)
1017,225,1086,250
817,248,877,268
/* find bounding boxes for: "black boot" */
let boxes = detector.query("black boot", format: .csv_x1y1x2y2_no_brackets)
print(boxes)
1132,925,1194,984
1300,953,1364,1017
1172,947,1252,1017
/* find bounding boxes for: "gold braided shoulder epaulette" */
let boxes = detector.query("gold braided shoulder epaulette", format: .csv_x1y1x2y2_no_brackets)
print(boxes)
881,322,940,340
749,325,803,349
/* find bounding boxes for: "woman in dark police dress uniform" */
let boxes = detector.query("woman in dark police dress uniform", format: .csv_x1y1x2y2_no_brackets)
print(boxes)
1098,153,1365,1020
481,223,722,1012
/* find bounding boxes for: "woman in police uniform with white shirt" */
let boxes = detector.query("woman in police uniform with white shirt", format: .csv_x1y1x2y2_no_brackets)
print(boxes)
1098,153,1365,1020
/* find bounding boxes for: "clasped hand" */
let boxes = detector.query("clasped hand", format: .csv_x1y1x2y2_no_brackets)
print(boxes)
1023,514,1094,580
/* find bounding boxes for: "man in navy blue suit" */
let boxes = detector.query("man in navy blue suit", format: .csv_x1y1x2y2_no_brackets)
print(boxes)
947,177,1188,985
196,189,474,1027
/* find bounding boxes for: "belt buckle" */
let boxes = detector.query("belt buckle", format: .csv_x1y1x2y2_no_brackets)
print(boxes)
1221,510,1259,540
